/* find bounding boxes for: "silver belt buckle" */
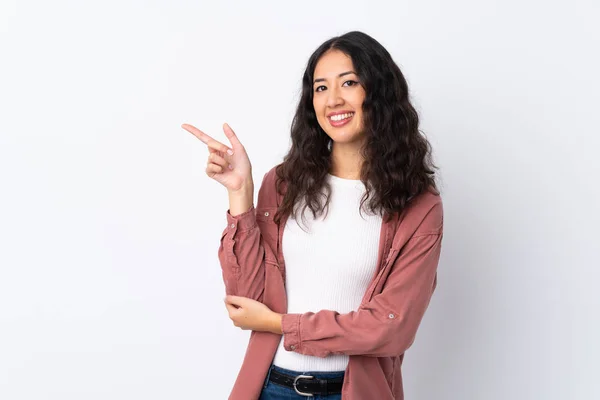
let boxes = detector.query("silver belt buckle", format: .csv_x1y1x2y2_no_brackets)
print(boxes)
293,374,315,397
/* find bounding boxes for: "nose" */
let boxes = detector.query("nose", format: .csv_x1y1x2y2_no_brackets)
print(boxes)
326,85,344,108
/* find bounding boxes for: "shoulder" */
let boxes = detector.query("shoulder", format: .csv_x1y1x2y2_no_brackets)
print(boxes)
256,165,283,208
260,165,282,194
399,188,443,237
263,165,279,184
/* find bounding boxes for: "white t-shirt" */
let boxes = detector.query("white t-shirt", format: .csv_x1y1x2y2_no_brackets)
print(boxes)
271,173,383,372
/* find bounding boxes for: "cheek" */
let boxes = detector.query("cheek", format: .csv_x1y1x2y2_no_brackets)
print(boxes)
353,96,365,109
313,98,323,113
353,90,366,109
313,106,326,123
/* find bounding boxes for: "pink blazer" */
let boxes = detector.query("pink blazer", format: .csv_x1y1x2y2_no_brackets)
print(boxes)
219,166,444,399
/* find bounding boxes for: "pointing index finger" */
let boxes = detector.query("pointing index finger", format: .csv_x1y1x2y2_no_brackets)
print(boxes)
181,123,234,155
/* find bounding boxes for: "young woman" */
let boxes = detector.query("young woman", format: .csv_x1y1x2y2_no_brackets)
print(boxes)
182,31,443,400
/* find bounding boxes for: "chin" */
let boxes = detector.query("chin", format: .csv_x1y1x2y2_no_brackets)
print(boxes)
326,130,366,145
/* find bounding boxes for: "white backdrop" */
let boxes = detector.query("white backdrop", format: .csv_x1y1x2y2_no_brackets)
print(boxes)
1,0,598,399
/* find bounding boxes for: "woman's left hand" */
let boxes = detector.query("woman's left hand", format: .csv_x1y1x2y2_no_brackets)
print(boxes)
224,295,283,334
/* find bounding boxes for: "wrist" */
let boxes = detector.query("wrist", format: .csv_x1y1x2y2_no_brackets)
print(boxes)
270,313,283,335
227,178,254,196
228,181,254,216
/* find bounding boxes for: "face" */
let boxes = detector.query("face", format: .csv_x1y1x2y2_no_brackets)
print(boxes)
312,49,366,147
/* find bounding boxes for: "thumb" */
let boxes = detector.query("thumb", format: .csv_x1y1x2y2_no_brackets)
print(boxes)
225,295,244,307
223,123,242,149
224,301,239,314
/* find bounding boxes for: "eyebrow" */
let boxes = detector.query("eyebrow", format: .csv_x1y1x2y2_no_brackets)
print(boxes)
313,71,357,84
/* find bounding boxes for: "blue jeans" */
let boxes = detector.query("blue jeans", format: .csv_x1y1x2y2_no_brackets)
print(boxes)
259,364,344,399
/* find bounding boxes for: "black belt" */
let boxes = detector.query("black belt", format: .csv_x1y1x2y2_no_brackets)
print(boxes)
268,368,344,396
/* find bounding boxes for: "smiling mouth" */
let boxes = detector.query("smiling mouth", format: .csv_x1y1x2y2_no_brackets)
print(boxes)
328,112,354,127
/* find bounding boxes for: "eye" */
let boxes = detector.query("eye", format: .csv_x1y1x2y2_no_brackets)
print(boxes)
343,80,358,87
315,85,326,92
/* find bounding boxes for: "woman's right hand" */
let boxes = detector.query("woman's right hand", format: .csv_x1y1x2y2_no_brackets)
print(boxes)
181,122,253,192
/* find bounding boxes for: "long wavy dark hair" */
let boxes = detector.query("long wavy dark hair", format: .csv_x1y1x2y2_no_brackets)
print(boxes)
273,31,438,227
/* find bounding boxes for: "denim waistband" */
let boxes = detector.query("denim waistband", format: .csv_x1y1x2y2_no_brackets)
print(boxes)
270,364,345,379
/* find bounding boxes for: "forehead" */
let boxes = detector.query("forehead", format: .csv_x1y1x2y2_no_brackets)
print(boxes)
313,50,355,79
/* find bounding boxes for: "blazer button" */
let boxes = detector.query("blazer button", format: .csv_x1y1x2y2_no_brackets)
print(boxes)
290,345,296,350
388,313,395,319
230,223,235,229
264,212,269,217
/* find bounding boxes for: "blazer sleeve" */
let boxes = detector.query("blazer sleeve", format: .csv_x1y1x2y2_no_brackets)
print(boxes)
281,202,443,358
217,172,270,302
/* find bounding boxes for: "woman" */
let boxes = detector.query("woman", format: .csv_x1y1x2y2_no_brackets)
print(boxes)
182,31,443,400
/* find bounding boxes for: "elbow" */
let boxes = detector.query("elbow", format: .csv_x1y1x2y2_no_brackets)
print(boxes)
363,323,419,357
237,286,265,303
221,272,265,302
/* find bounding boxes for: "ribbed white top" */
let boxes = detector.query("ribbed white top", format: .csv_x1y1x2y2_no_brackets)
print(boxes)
272,174,383,372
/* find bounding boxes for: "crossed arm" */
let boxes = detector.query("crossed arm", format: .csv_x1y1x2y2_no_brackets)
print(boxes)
223,231,442,358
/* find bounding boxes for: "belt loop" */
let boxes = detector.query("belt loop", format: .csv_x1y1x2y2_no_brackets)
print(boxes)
263,365,274,388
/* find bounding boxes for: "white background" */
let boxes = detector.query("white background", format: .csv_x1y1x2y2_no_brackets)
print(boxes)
1,0,599,399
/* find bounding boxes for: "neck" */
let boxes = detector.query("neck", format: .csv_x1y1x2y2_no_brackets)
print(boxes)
329,140,365,180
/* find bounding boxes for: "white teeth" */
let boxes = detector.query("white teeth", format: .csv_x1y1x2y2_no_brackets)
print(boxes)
330,112,354,121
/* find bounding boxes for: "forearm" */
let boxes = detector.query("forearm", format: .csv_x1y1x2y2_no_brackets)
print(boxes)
280,307,425,358
219,178,264,300
270,313,283,335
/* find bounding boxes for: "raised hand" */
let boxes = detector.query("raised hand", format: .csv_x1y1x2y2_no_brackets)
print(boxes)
181,123,253,192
